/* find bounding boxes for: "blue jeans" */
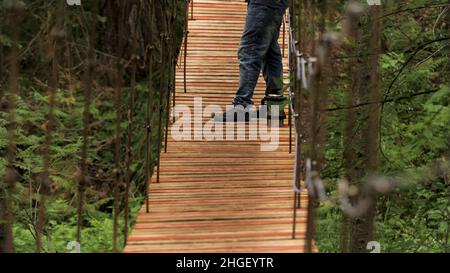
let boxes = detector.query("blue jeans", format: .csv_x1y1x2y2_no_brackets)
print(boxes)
233,3,285,107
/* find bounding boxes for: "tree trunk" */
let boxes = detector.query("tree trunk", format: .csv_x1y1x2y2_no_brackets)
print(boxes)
0,2,22,253
343,3,382,253
0,194,14,253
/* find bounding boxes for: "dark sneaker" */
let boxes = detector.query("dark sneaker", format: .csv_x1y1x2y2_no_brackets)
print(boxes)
260,94,287,121
214,105,251,122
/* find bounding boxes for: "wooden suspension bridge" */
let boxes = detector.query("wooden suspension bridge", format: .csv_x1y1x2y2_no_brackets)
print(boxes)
124,0,313,253
1,0,443,256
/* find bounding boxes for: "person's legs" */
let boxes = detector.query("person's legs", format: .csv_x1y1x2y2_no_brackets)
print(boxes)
262,22,284,96
233,4,280,107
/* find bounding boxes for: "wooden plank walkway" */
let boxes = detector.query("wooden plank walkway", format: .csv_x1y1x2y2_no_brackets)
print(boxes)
124,0,312,253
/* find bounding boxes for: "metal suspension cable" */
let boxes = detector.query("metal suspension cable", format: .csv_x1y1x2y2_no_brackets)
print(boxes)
287,0,333,252
288,2,304,242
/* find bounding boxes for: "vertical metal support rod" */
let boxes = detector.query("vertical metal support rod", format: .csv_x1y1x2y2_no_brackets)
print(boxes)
291,130,302,239
282,15,286,57
287,9,293,154
145,2,155,212
172,57,177,123
184,0,189,93
164,2,177,153
123,65,136,244
295,0,304,212
156,33,167,184
112,64,122,253
292,193,298,239
77,0,97,244
288,103,292,154
124,3,139,242
164,43,172,154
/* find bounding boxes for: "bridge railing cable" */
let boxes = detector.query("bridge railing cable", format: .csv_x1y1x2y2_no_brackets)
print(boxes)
287,1,333,253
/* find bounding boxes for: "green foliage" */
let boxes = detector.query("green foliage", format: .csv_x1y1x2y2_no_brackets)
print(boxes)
13,196,143,253
315,0,450,253
0,80,165,252
316,204,343,253
1,0,185,253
